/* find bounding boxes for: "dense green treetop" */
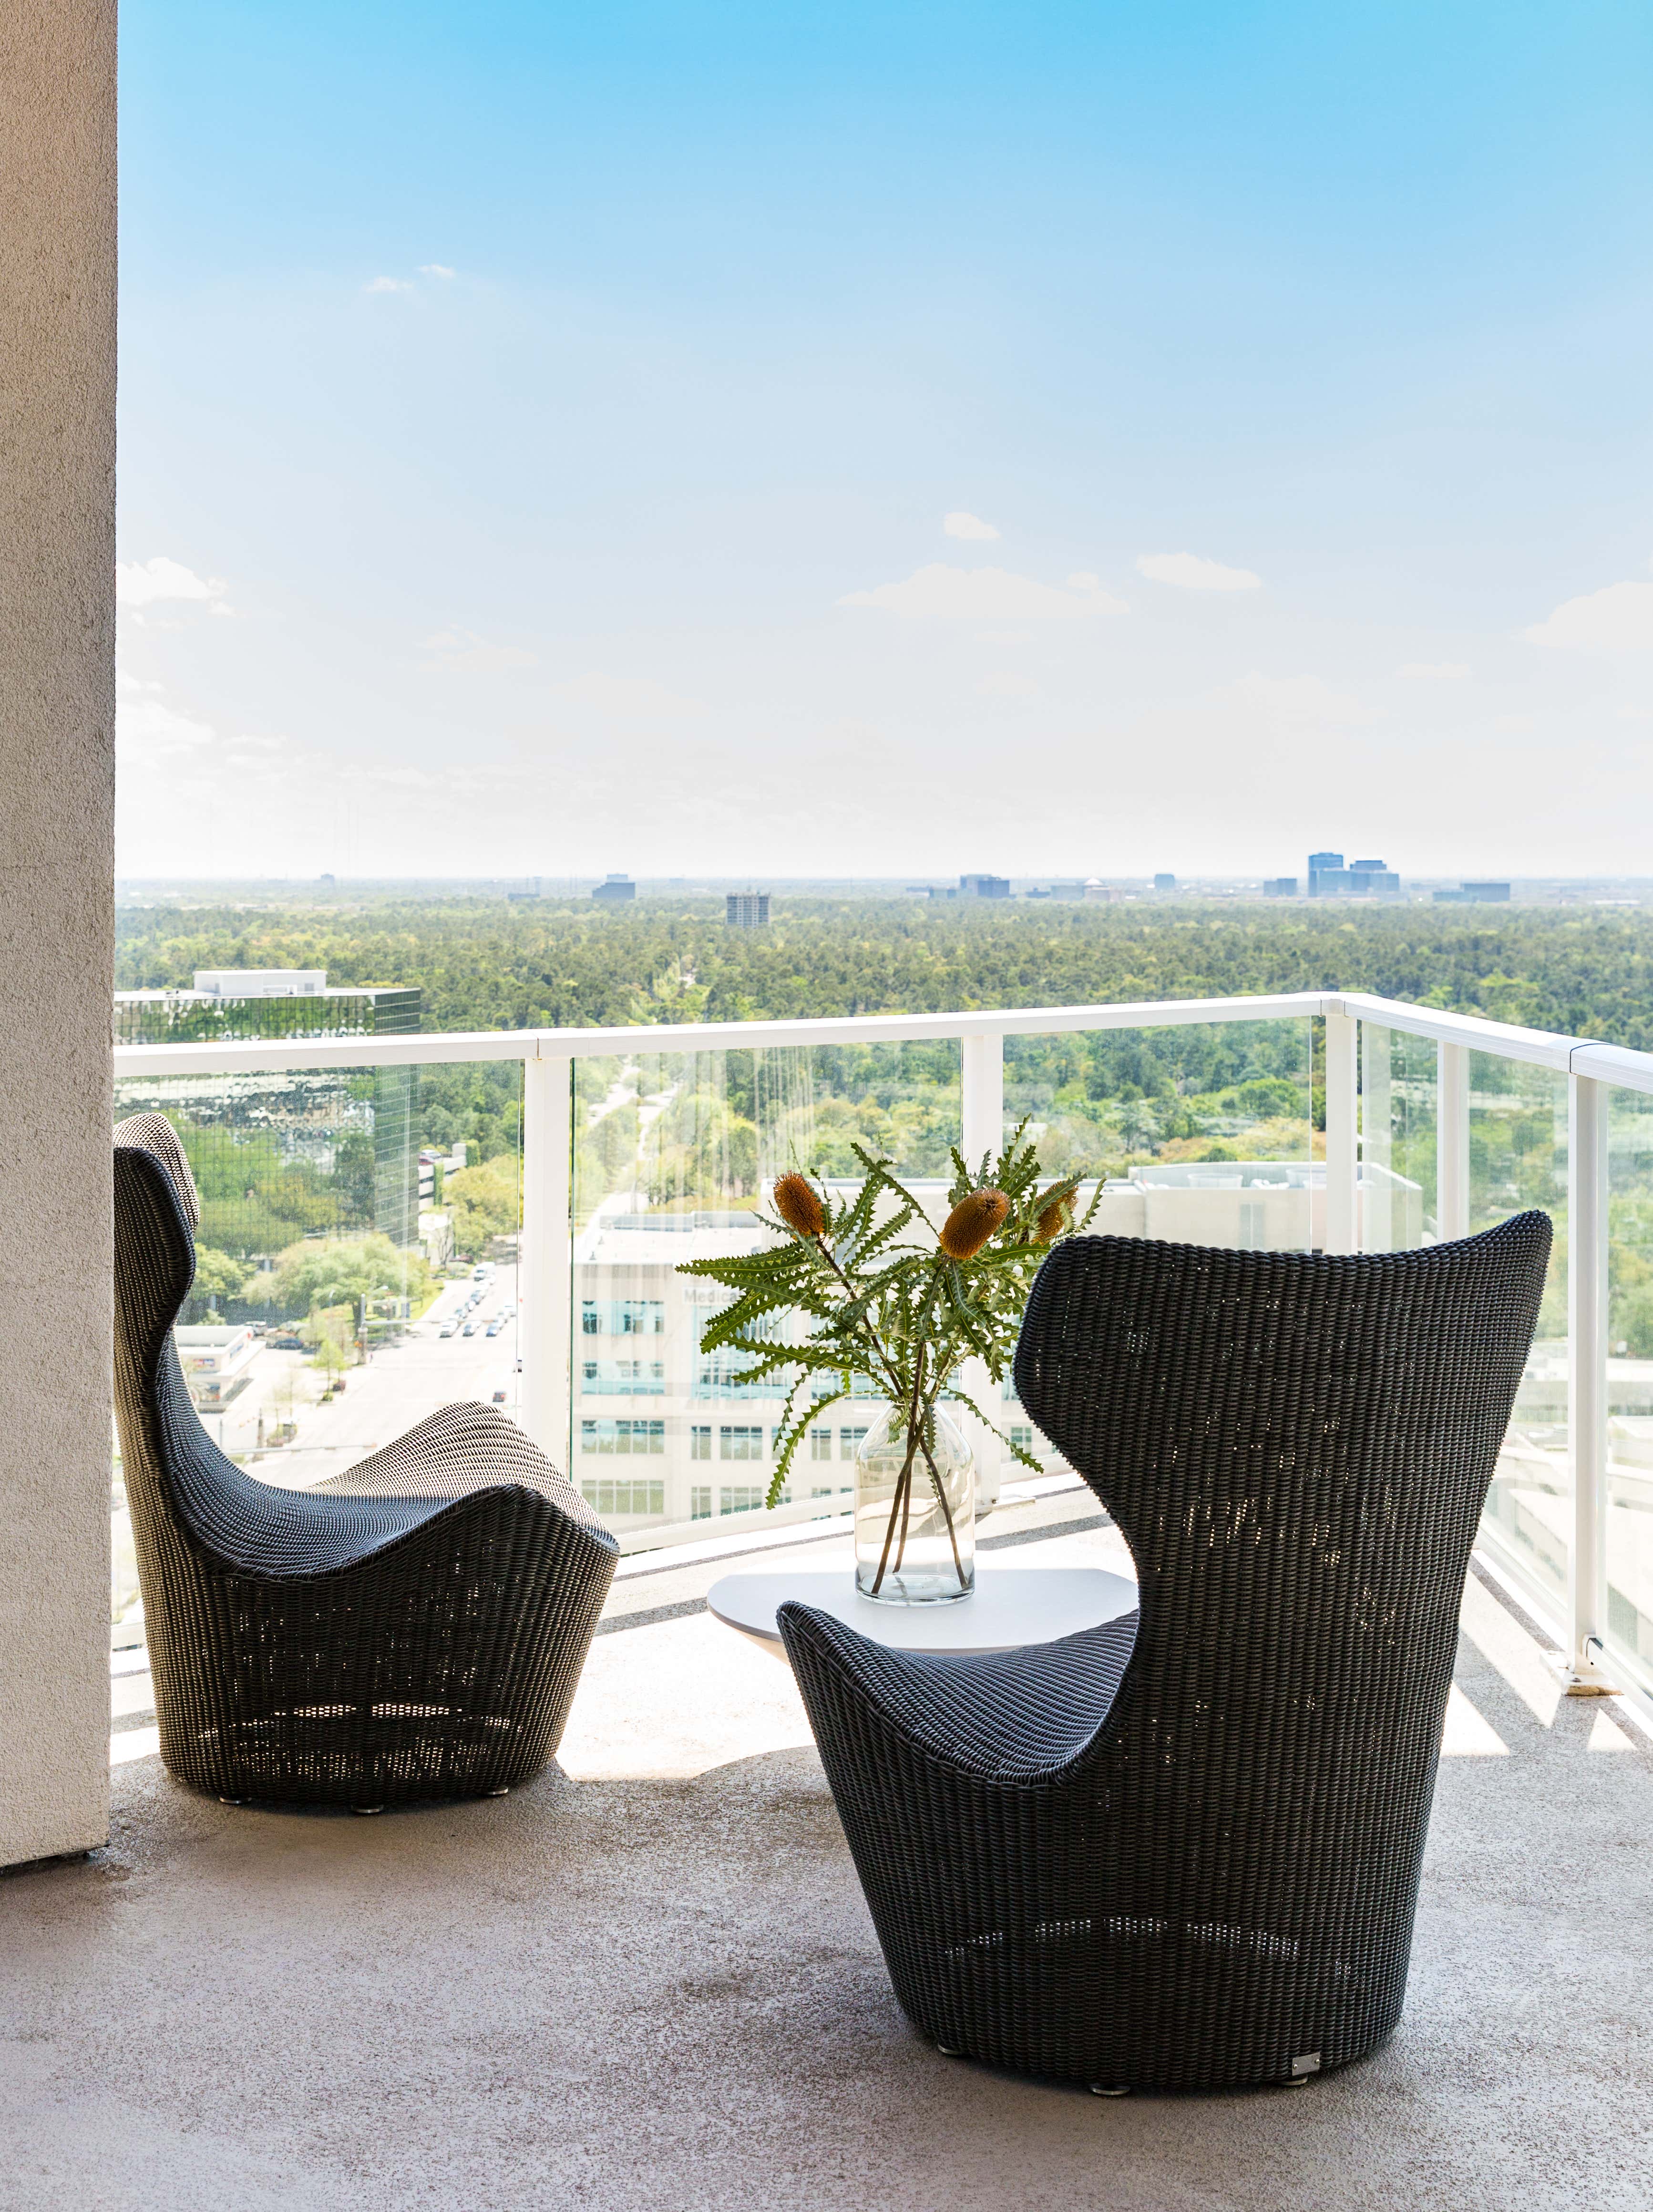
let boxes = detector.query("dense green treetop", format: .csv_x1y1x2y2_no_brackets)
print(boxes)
114,896,1653,1048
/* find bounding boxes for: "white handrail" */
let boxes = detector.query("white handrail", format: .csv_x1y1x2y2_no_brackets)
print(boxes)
1324,991,1588,1072
112,989,1333,1076
112,987,1652,1084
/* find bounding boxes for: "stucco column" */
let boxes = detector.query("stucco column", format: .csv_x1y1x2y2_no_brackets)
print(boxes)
0,0,117,1864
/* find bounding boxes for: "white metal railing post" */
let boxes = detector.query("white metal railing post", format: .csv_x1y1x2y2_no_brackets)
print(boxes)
1437,1041,1470,1239
959,1032,1006,1507
960,1030,1005,1172
521,1047,574,1472
1324,1011,1359,1254
1566,1071,1609,1685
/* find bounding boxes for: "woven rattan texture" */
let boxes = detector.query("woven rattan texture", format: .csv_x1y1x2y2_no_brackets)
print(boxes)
114,1112,200,1229
113,1130,617,1807
780,1215,1551,2090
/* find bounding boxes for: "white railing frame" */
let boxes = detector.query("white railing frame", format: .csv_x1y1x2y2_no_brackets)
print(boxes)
114,984,1653,1714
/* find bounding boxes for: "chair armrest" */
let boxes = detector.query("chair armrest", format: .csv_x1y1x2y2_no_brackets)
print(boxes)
778,1602,1138,1785
320,1400,607,1531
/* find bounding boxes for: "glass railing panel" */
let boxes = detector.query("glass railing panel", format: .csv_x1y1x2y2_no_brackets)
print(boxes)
1358,1022,1437,1251
1469,1052,1570,1619
572,1042,960,1542
1000,1016,1315,1467
111,1058,523,1640
1604,1083,1653,1695
1004,1015,1315,1243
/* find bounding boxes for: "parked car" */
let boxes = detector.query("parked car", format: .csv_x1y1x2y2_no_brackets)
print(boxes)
462,1321,477,1337
485,1320,502,1337
471,1264,488,1281
439,1322,456,1338
269,1334,306,1351
491,1388,508,1404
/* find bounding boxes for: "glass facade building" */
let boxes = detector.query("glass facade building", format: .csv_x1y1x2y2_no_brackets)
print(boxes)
113,973,422,1255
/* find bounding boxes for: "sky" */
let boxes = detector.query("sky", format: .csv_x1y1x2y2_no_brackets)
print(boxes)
116,1,1653,882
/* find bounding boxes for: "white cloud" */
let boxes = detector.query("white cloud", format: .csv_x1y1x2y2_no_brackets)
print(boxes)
116,556,233,615
943,511,1000,541
1616,705,1653,723
116,675,294,773
976,629,1034,645
420,628,539,672
543,670,707,719
1524,575,1653,650
975,671,1039,698
1397,661,1471,680
1493,714,1536,733
117,696,220,767
419,264,456,279
1220,671,1380,725
840,563,1123,621
366,276,413,294
1136,552,1263,593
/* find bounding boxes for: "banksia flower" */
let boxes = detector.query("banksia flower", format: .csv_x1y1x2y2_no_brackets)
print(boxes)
773,1172,826,1239
939,1188,1011,1260
1036,1192,1074,1243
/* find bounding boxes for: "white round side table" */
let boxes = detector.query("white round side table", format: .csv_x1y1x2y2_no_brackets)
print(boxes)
706,1564,1137,1664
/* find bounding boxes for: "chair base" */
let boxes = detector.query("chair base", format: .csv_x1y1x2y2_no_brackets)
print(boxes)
161,1705,558,1809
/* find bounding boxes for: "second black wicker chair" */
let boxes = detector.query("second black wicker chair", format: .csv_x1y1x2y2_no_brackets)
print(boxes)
113,1113,617,1808
781,1215,1551,2090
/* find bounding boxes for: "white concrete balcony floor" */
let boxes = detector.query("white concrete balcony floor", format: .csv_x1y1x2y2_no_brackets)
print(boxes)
6,1482,1653,2212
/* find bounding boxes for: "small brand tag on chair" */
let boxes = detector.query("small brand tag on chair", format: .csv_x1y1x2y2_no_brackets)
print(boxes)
1291,2053,1321,2076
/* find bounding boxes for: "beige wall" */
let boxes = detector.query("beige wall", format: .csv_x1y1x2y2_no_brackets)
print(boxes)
0,0,117,1863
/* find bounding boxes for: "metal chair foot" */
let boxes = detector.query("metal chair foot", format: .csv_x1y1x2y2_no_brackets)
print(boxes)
935,2044,962,2057
1089,2083,1130,2097
351,1804,385,1816
218,1797,244,1806
486,1787,510,1797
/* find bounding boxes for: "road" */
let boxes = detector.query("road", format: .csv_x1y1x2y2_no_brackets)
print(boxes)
203,1273,524,1490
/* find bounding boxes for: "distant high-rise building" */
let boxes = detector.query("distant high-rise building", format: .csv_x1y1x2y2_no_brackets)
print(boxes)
592,873,636,904
1434,881,1511,904
959,873,1011,899
1153,873,1176,892
726,891,771,928
1308,852,1400,899
1263,877,1298,898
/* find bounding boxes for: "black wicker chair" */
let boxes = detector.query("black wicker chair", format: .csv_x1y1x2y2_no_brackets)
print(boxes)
780,1214,1551,2090
113,1113,617,1808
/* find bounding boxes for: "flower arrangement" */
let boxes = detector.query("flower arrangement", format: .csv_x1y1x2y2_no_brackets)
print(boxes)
677,1125,1100,1596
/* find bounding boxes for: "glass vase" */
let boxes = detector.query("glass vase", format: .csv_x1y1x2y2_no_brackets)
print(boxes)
854,1405,975,1604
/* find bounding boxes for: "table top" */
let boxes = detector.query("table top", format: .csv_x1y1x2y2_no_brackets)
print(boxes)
706,1564,1137,1658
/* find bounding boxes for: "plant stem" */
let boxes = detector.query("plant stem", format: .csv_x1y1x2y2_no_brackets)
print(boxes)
917,1427,968,1589
870,1342,926,1597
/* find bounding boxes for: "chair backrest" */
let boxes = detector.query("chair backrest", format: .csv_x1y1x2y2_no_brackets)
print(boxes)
113,1116,286,1575
1013,1217,1550,1934
113,1115,200,1393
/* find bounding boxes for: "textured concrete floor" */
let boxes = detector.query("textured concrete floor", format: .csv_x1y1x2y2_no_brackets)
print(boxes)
5,1526,1653,2212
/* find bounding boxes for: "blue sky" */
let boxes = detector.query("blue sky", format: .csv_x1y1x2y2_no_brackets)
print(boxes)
116,1,1653,879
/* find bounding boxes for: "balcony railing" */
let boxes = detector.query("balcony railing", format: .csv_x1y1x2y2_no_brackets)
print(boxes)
112,987,1653,1723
